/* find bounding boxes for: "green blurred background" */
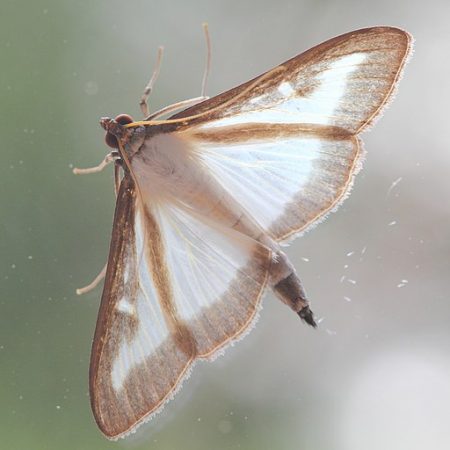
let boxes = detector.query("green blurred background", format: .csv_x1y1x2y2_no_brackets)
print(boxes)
1,0,449,449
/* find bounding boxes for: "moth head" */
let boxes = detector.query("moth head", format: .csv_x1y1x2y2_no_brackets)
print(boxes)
104,114,134,148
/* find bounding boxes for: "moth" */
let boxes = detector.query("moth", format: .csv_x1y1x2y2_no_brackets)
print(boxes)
74,26,412,439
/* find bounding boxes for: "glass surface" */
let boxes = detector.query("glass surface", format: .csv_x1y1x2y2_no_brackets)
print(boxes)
1,1,449,449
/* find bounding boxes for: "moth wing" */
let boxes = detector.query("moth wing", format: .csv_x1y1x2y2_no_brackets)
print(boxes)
174,27,411,134
171,27,411,242
181,126,360,243
89,176,271,440
152,201,271,357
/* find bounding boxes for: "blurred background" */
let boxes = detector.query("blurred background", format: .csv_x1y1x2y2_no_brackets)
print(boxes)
1,0,449,449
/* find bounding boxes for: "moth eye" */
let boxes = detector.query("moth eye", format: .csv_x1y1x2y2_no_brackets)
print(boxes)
105,132,119,148
115,114,134,125
105,114,134,148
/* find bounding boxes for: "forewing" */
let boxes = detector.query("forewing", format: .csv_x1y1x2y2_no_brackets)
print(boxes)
89,176,190,439
169,27,411,242
89,176,271,439
173,27,411,134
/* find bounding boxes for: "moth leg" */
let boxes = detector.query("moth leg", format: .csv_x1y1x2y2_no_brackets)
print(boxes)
139,46,164,118
76,263,107,296
74,161,122,296
72,151,120,175
114,161,122,197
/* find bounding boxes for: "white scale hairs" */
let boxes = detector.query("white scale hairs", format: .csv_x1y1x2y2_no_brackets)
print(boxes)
73,25,412,439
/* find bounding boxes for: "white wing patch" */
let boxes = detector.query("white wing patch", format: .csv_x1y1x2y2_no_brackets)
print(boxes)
154,202,270,356
110,210,170,393
199,53,366,129
280,53,366,124
155,204,254,318
200,137,315,226
186,130,359,241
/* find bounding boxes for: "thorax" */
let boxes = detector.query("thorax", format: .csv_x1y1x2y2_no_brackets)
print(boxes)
130,132,206,200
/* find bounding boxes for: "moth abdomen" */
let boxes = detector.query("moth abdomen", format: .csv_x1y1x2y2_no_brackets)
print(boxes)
268,250,316,327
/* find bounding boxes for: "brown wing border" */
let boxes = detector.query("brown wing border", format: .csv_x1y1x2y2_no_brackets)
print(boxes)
88,175,138,433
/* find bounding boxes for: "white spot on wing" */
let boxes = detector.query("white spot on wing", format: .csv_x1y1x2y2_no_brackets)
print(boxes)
278,81,294,96
116,297,135,316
